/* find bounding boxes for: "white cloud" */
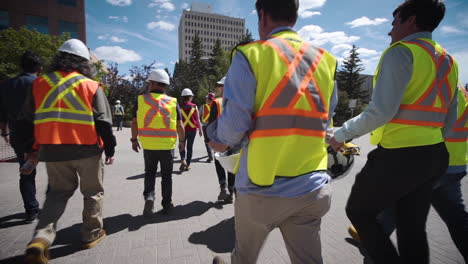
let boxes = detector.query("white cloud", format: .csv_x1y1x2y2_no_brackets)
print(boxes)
298,0,326,19
110,36,127,43
439,26,466,35
298,25,360,46
108,16,128,23
154,62,164,67
181,3,189,9
161,2,175,11
148,0,171,8
452,50,468,84
346,16,388,28
98,35,107,40
331,44,352,55
147,21,175,31
93,46,142,64
106,0,132,6
300,11,321,18
250,10,256,16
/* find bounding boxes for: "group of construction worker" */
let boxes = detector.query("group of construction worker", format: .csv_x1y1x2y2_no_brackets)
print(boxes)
0,0,466,263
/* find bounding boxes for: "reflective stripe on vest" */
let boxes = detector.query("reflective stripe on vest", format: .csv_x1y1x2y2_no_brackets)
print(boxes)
391,39,454,127
202,104,211,122
250,37,328,139
181,107,196,128
445,87,468,142
139,94,176,137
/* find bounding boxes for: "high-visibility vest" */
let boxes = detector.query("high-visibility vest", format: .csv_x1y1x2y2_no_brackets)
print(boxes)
180,103,198,128
33,71,100,145
114,104,124,115
234,30,337,186
137,93,178,150
212,98,223,118
370,38,459,148
202,103,211,123
445,84,468,166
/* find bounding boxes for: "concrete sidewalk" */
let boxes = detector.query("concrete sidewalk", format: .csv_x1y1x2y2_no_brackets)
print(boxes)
0,128,465,264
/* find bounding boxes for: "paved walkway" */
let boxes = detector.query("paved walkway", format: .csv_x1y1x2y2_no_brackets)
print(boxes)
0,128,465,264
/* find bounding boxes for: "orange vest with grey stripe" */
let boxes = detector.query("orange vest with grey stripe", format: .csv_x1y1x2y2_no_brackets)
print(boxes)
233,30,337,186
33,71,100,145
137,93,178,150
370,38,459,148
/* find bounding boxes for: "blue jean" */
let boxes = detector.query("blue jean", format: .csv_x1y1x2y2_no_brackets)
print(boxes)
14,147,40,214
180,130,196,165
378,171,468,262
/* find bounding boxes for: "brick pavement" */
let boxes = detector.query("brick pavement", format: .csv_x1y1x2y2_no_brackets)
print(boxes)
0,128,465,264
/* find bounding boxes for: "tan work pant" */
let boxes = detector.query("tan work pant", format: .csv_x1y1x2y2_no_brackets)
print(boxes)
231,183,332,264
33,154,104,244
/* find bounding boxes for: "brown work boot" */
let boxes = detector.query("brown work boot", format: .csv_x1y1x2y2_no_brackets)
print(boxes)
82,229,106,249
179,160,187,171
348,225,360,242
24,238,50,264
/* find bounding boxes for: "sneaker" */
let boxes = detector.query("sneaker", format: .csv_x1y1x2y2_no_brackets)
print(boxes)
25,212,39,224
179,160,187,171
217,188,230,201
212,256,226,264
348,225,360,242
207,157,213,163
25,238,50,264
82,229,106,249
185,165,191,171
161,203,174,215
223,193,233,204
143,200,154,217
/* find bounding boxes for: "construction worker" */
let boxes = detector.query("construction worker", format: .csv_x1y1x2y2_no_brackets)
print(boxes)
199,92,215,162
209,0,337,262
208,77,236,204
17,39,116,264
329,1,459,263
113,100,125,131
0,51,43,223
131,69,185,217
178,88,203,171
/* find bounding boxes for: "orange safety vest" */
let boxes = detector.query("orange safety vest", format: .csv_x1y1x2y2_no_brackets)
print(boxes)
212,98,223,118
33,71,100,145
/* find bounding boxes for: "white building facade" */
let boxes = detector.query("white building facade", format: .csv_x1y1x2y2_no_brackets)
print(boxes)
178,3,245,61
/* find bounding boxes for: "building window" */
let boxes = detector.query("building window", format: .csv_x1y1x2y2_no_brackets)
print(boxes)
58,21,78,38
58,0,77,7
26,15,49,34
0,10,8,30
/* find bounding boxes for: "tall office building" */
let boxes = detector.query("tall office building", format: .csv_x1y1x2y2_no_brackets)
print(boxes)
0,0,86,43
178,2,245,62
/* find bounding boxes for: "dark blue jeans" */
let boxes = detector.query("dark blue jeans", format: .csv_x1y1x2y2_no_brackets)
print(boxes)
143,149,173,208
180,130,196,165
13,147,39,214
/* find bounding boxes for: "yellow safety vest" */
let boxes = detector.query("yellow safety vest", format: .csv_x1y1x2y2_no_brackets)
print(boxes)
445,84,468,166
137,93,178,150
181,106,196,128
202,103,211,123
370,38,459,148
234,30,337,186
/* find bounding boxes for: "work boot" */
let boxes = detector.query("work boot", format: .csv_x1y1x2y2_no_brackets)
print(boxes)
185,164,191,171
212,256,226,264
179,160,187,171
82,229,106,249
217,187,230,201
25,212,39,224
348,225,360,242
24,238,50,264
207,156,213,163
161,203,174,215
224,193,233,204
143,200,154,217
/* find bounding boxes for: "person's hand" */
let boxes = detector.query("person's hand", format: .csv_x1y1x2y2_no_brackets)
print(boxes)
329,136,344,152
132,140,141,153
198,129,203,137
24,151,39,164
178,141,185,152
208,141,228,152
105,156,115,165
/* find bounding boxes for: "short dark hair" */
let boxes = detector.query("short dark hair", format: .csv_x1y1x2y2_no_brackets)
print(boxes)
393,0,445,32
21,51,43,73
50,52,93,78
255,0,299,24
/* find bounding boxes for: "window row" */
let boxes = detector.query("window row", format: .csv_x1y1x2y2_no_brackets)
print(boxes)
184,13,243,27
184,21,243,32
185,49,230,56
184,30,241,40
185,41,238,49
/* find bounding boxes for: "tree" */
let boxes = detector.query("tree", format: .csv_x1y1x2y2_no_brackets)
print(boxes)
238,28,255,44
187,33,208,97
0,27,70,80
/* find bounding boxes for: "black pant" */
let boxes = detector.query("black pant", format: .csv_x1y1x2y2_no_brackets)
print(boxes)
11,134,39,214
114,115,123,130
202,125,212,159
215,159,235,192
143,149,173,208
180,130,196,165
346,142,448,264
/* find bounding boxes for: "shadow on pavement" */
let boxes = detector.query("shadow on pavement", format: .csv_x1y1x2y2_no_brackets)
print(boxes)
0,212,29,229
188,216,235,253
0,255,23,264
344,238,374,264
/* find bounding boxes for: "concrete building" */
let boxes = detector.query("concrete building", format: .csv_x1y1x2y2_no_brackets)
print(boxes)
178,2,245,61
0,0,86,43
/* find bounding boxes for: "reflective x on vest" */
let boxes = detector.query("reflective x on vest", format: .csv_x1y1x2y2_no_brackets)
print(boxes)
251,37,328,139
446,87,468,142
202,104,211,122
181,107,196,128
35,72,93,125
392,39,455,127
140,94,177,137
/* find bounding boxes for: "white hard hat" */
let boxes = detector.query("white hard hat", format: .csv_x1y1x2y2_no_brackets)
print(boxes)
327,142,360,181
181,88,194,97
147,69,170,85
115,100,121,104
217,76,226,85
214,151,240,173
58,39,90,61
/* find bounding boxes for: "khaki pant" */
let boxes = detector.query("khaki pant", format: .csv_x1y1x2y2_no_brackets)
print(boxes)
232,183,332,264
33,154,104,244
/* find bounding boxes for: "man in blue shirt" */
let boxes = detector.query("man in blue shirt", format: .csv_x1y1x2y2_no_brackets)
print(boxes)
0,51,43,223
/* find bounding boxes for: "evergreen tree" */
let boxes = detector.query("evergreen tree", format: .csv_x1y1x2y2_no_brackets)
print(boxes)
206,39,229,88
238,28,255,44
187,32,207,96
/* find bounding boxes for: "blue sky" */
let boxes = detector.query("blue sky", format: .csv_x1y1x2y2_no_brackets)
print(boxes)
86,0,468,83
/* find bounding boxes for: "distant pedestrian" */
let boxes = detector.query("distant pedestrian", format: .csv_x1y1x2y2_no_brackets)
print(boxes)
18,39,116,264
113,100,125,131
199,92,215,162
178,88,203,171
131,69,185,217
0,51,43,224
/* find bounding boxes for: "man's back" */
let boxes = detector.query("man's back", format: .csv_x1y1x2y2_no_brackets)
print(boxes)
1,73,36,130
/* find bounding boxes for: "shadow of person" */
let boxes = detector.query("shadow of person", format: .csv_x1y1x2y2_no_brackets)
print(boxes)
190,155,209,163
129,200,223,231
188,216,235,253
0,255,23,264
344,238,374,264
0,212,29,229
